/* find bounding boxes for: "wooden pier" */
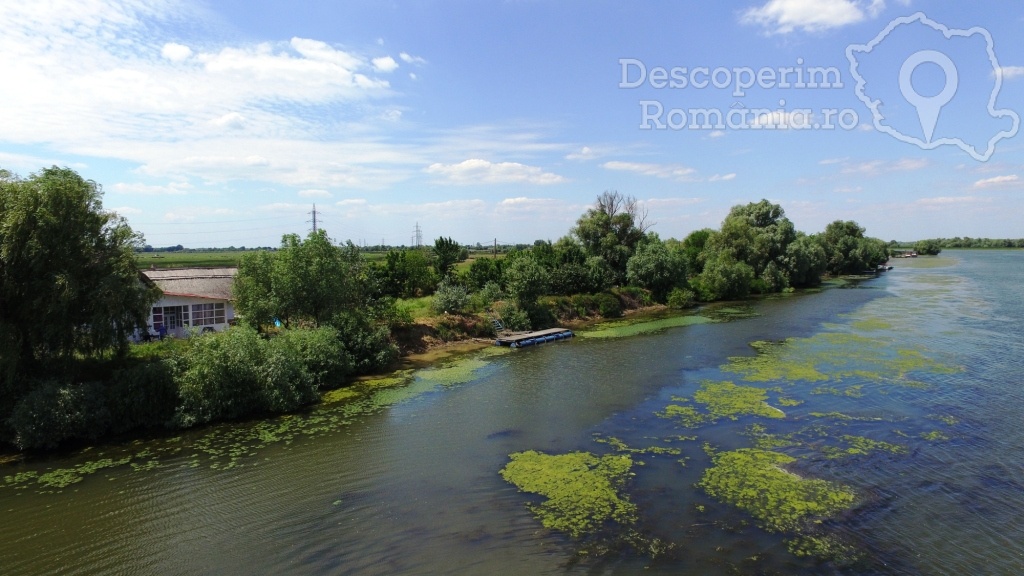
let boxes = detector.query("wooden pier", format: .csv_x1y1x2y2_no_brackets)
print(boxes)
494,328,574,348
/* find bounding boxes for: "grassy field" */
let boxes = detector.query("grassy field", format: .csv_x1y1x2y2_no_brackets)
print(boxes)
136,251,249,269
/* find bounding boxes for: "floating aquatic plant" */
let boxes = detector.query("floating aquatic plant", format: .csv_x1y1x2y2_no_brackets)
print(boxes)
698,448,855,533
500,450,637,538
577,315,712,339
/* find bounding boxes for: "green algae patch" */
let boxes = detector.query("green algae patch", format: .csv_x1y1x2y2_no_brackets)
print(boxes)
36,457,132,489
500,450,637,538
698,448,855,533
724,333,959,387
593,435,682,456
577,315,712,339
694,381,785,420
821,435,906,459
321,387,360,404
851,318,892,331
928,414,959,426
787,534,860,563
660,381,785,428
920,430,950,441
417,358,489,386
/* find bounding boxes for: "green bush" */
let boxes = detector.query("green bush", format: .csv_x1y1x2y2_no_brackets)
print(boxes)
595,292,623,318
667,288,698,309
107,361,178,434
8,380,111,450
432,279,470,314
172,327,319,428
275,326,352,389
496,301,532,331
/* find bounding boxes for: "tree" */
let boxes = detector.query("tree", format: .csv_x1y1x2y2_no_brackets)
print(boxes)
625,234,688,302
572,191,651,284
913,239,942,256
818,220,888,275
693,253,755,301
784,234,827,287
432,236,461,279
503,255,550,309
707,200,796,293
0,167,157,379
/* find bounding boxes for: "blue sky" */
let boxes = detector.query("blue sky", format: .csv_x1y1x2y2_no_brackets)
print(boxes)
0,1,1021,248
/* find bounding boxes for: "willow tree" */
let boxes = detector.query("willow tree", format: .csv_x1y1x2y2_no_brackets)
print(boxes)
0,166,157,381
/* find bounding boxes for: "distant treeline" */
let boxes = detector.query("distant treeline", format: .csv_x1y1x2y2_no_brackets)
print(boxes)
137,245,276,252
896,238,1024,250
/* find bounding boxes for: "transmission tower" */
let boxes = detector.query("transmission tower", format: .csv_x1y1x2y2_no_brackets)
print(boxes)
308,204,322,233
412,222,423,248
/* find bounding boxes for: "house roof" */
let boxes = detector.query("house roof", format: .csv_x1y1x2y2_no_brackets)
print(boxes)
142,267,237,301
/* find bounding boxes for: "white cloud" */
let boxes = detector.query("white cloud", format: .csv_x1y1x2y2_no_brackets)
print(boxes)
708,130,726,139
372,56,399,73
298,189,332,198
915,196,988,207
602,161,696,181
211,112,246,130
819,157,848,165
425,159,566,185
399,52,427,65
840,158,927,175
709,173,737,182
742,0,885,34
110,181,193,196
161,42,192,62
336,198,367,206
565,146,596,161
997,66,1024,80
751,110,815,129
973,175,1019,188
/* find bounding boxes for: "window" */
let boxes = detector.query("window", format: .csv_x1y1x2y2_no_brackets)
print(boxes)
191,302,226,326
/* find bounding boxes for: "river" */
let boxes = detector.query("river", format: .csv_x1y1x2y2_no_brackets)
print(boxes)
1,250,1021,575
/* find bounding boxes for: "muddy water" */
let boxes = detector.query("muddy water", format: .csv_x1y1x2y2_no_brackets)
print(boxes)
1,250,1021,575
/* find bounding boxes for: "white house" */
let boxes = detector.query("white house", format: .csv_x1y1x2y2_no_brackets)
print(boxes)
141,267,237,338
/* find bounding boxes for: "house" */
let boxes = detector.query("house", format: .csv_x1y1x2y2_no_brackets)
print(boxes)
141,267,237,338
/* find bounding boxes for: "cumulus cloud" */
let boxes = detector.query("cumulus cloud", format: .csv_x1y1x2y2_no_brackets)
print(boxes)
709,173,737,182
741,0,885,34
602,161,696,181
425,159,566,185
372,56,399,72
161,42,193,61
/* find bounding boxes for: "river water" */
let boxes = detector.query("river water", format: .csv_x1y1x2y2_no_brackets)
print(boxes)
1,250,1021,575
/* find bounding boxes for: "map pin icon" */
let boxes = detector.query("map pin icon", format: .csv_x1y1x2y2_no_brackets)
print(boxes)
899,50,958,143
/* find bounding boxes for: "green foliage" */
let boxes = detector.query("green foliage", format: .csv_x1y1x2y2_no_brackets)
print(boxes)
374,249,437,298
495,301,532,331
465,257,504,291
625,234,688,302
667,287,697,309
0,166,158,381
274,326,352,389
431,278,470,314
784,234,827,287
503,255,551,309
705,200,796,294
432,236,461,279
818,220,889,275
693,253,755,301
572,191,649,285
595,292,623,318
913,239,942,255
680,228,714,276
106,361,178,434
7,380,111,450
171,327,320,428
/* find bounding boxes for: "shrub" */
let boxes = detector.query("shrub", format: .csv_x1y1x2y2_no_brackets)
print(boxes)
107,361,178,434
8,380,111,450
495,301,532,331
275,326,352,389
432,279,470,315
615,286,652,308
667,288,698,309
172,327,319,428
595,292,623,318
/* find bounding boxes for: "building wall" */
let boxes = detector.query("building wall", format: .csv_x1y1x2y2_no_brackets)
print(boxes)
146,295,235,339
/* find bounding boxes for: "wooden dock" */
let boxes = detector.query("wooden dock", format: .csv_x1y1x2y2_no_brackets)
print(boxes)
494,328,574,348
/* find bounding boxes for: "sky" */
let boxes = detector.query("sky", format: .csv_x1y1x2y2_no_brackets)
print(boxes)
0,0,1022,248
